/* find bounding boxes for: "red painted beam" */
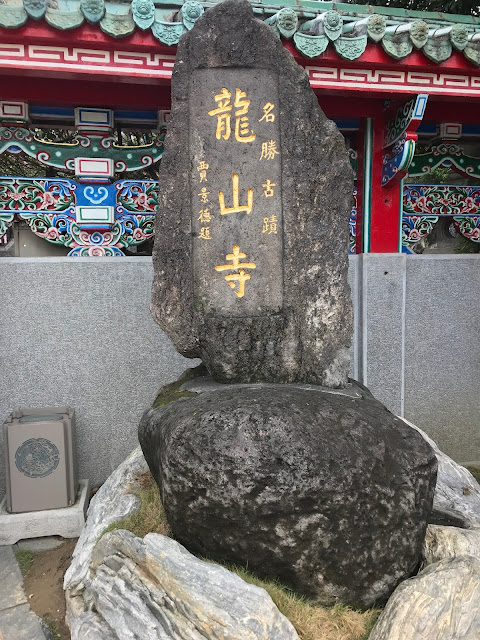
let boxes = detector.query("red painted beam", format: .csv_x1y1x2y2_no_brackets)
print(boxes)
1,75,171,109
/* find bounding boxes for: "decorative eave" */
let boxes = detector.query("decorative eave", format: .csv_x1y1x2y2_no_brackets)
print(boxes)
1,0,480,66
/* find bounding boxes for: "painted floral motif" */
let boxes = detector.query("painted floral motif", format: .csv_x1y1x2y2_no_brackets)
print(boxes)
404,185,480,216
402,215,438,252
116,180,158,212
0,178,75,211
409,145,480,180
454,216,480,242
349,187,357,255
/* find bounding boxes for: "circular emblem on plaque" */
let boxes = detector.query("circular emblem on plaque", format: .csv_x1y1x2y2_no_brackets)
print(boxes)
15,438,60,478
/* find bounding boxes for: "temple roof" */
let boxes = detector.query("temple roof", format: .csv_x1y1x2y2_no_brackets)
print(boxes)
1,0,480,66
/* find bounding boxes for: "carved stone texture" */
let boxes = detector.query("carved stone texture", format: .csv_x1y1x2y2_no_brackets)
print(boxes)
139,382,437,609
81,530,300,640
369,557,480,640
151,0,353,387
423,525,480,566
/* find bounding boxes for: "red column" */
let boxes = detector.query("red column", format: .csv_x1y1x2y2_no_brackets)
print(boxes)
369,111,402,253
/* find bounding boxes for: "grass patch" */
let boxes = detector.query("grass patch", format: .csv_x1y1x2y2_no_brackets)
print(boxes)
100,472,380,639
41,616,61,640
152,364,206,409
225,566,380,640
15,549,34,577
466,466,480,484
101,472,171,540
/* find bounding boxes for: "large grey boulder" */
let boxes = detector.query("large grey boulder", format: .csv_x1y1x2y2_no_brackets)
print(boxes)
369,556,480,640
402,418,480,528
80,530,299,640
151,0,353,386
423,524,480,566
139,381,437,609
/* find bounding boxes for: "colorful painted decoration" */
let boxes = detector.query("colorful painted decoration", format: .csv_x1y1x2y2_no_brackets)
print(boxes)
403,185,480,216
401,215,438,252
384,95,428,148
0,178,158,256
0,127,165,174
349,187,357,255
454,216,480,242
408,144,480,180
382,135,416,187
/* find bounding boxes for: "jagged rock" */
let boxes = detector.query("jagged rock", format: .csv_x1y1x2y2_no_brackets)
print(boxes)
78,530,299,640
369,556,480,639
423,524,480,566
70,612,117,640
139,381,437,609
402,418,480,528
64,447,149,596
151,0,353,386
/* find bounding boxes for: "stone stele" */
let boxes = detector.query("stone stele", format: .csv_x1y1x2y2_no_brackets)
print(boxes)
151,0,353,386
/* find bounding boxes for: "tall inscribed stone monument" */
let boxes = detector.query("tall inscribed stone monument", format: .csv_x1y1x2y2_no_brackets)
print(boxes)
151,0,353,386
142,0,437,609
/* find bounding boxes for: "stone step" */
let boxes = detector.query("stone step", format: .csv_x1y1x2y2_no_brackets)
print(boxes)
0,546,46,640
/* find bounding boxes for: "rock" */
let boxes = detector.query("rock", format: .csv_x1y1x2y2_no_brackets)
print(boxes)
139,381,437,609
70,612,117,640
64,447,149,595
80,529,299,640
151,0,353,386
401,418,480,528
369,556,480,640
423,524,480,565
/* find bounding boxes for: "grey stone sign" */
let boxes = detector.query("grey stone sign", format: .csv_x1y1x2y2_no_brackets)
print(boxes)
191,69,283,317
152,0,354,386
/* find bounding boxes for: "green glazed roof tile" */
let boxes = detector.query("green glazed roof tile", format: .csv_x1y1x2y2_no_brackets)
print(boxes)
1,0,479,66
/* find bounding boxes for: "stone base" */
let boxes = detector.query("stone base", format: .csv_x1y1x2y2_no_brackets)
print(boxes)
139,378,438,608
0,479,90,545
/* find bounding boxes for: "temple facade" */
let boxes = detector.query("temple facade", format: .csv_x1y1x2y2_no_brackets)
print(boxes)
0,0,479,256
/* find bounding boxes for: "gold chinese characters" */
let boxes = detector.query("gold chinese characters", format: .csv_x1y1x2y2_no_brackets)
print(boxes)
215,244,256,298
219,173,253,216
208,88,256,143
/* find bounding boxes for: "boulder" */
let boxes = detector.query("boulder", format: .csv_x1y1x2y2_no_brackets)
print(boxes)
423,524,480,566
402,418,480,528
139,381,437,608
369,556,480,640
64,447,149,596
151,0,353,386
80,530,299,640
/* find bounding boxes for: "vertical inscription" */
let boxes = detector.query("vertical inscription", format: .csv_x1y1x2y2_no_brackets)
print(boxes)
190,68,283,316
